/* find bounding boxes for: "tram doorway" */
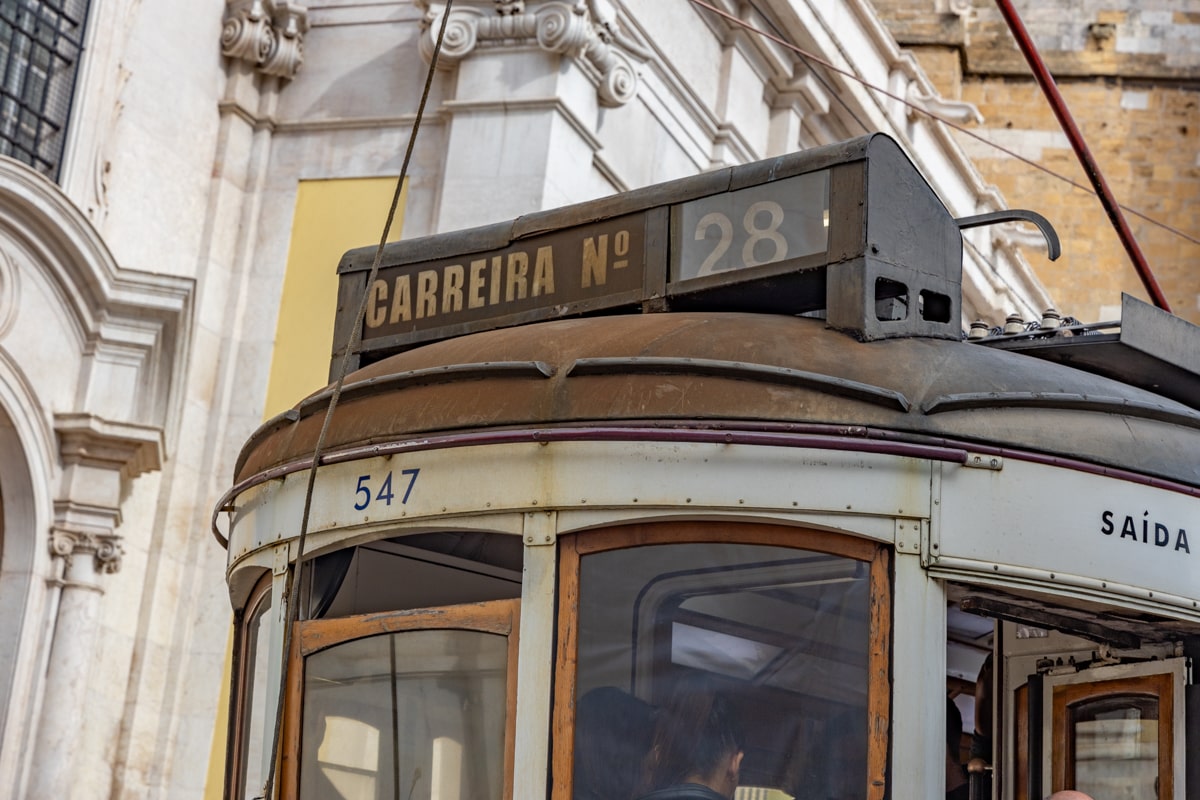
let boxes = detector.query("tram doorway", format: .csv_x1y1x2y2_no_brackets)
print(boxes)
950,587,1197,800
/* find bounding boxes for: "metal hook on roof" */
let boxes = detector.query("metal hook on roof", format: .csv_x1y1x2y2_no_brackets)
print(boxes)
954,209,1061,261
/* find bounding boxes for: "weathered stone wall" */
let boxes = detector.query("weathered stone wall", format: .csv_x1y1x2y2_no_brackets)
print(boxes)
872,0,1200,326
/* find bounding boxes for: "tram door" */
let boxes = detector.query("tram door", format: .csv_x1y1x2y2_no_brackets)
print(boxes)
1042,660,1184,800
1003,623,1188,800
282,599,520,800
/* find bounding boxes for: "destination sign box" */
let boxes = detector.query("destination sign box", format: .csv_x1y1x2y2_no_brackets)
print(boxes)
361,211,649,344
333,133,964,373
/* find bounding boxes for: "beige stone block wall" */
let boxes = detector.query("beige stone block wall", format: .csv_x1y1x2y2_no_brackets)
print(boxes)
956,78,1200,325
873,0,1200,326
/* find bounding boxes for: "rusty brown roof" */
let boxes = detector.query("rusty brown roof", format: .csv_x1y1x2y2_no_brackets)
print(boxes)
236,312,1200,489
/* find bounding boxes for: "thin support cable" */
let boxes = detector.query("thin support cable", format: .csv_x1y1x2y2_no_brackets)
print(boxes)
685,0,1199,249
253,4,456,798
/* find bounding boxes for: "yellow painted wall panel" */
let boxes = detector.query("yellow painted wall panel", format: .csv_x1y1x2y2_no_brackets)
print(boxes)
263,177,405,420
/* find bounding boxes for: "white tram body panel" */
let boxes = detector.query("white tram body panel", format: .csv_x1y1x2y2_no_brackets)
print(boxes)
217,136,1200,800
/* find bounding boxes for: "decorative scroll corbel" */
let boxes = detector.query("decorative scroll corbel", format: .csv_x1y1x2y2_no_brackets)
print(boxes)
585,42,638,107
221,0,310,80
417,0,644,105
418,5,487,68
260,1,310,79
906,81,984,124
221,0,274,65
533,2,592,54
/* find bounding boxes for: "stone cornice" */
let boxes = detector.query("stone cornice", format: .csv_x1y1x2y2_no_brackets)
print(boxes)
221,0,310,81
417,0,645,106
55,413,164,482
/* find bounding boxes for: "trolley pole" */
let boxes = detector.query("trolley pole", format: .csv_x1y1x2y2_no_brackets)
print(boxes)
993,0,1172,312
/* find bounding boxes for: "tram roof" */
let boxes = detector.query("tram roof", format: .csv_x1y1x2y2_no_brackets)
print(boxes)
239,133,1200,491
237,310,1200,490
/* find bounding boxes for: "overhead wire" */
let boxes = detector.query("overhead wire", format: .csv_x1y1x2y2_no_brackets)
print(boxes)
252,2,456,798
685,0,1200,250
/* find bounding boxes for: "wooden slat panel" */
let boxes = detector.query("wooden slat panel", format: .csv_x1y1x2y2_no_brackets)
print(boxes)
297,600,515,656
867,545,891,800
550,534,581,800
573,520,878,562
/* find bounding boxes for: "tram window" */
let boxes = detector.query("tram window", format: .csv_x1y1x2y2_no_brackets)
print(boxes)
287,599,519,800
230,574,272,800
560,529,887,800
308,532,522,618
1069,695,1158,797
301,630,507,800
1050,670,1176,800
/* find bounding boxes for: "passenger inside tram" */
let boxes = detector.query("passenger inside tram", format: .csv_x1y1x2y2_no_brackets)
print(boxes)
572,687,656,800
636,673,745,800
572,541,873,800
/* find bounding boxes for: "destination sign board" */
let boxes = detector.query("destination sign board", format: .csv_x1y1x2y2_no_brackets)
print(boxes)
333,133,965,372
361,211,649,344
673,170,829,283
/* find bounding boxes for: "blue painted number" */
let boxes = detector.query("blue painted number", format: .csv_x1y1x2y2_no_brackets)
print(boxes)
353,468,419,510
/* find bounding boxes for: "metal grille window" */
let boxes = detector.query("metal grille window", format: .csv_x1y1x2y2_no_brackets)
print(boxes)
0,0,89,181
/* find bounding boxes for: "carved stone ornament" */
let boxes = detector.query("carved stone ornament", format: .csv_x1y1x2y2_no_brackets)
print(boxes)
417,0,646,106
905,80,984,125
49,528,124,575
222,0,310,80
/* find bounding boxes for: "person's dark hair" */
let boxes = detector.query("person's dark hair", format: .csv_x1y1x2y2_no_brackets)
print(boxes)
642,673,744,793
946,698,964,758
573,687,656,800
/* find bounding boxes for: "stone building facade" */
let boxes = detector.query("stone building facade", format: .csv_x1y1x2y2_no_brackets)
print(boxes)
871,0,1200,326
0,1,1057,798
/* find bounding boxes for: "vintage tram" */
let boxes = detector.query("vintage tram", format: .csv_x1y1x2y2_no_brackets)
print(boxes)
215,134,1200,800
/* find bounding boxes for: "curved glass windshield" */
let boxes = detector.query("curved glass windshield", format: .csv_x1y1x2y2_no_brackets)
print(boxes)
572,541,872,800
300,629,508,800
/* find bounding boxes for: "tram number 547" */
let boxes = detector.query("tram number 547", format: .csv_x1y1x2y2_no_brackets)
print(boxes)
353,469,419,510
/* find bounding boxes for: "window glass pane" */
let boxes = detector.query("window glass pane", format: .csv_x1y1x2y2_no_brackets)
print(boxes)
310,532,523,618
1070,695,1158,800
301,629,508,800
237,586,272,800
672,170,830,283
573,542,871,800
0,0,89,179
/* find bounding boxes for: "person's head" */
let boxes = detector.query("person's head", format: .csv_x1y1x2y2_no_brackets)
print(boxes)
642,673,744,799
573,687,656,800
1045,792,1094,800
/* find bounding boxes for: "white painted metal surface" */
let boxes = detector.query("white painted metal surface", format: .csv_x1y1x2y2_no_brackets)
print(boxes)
226,440,934,573
933,458,1200,617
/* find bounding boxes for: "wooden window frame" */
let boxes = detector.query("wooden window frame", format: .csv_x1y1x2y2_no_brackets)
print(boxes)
281,598,520,800
1050,671,1174,798
550,521,891,800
